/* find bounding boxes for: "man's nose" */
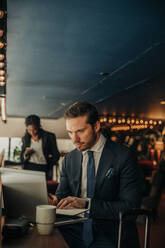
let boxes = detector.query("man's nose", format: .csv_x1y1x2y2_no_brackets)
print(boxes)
73,133,80,143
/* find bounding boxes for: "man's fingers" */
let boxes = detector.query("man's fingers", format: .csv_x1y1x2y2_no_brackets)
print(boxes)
57,197,74,209
48,194,58,206
48,193,54,199
57,199,71,209
56,196,86,209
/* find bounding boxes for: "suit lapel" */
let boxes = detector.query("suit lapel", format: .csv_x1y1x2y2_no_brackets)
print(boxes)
95,140,114,192
73,150,83,196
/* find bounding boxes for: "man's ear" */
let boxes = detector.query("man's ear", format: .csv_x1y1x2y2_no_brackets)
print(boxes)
94,121,101,133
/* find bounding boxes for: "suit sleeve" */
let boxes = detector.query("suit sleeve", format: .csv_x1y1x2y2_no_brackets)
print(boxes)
90,150,142,220
48,133,60,166
55,155,72,201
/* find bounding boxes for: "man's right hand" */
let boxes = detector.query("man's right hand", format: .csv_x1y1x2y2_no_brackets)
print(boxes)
48,194,58,206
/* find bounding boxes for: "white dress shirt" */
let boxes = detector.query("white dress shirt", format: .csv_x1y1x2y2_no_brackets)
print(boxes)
29,139,47,164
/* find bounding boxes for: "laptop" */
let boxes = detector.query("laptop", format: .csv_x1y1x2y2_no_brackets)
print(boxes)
0,168,87,226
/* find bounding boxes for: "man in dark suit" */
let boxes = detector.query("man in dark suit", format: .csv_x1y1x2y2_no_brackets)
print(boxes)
49,102,142,248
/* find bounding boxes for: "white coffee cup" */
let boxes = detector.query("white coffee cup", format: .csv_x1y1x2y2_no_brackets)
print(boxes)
36,205,56,235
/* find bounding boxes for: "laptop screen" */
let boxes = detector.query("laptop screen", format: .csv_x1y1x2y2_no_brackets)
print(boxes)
0,168,48,222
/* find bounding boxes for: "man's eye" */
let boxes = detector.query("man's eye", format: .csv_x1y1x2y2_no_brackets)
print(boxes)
78,130,84,134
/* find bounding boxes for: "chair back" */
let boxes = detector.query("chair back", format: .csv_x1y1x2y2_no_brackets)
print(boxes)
118,209,152,248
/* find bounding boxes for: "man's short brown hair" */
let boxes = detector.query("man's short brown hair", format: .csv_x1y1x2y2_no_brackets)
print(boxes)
64,102,99,127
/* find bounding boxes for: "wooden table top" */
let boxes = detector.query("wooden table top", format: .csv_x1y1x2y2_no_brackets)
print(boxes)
1,226,69,248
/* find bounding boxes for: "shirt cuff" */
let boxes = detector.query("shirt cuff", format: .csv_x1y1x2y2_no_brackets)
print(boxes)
85,198,91,210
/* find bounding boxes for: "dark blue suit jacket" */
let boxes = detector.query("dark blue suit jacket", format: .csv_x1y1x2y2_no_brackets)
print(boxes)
56,139,142,247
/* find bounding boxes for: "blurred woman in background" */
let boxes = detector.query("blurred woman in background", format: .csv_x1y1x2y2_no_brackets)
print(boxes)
20,115,60,179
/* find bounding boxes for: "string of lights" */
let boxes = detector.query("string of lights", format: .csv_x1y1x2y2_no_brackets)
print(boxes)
0,0,7,122
99,115,163,131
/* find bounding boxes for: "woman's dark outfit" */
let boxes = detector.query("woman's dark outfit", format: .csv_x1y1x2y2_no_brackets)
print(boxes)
20,129,60,179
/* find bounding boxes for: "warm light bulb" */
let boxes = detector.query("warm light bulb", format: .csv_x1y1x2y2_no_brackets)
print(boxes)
1,97,6,122
0,29,4,37
0,70,5,75
0,41,5,49
0,54,4,61
100,117,104,123
0,10,4,19
0,81,5,86
0,76,5,81
0,62,5,68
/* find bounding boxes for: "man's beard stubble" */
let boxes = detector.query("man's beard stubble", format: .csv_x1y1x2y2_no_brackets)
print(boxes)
77,129,98,152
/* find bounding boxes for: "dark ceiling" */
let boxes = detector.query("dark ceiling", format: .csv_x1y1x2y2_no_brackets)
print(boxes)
6,0,165,119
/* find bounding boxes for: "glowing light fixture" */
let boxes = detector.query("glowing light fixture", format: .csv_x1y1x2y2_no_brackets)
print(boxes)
1,97,6,122
0,70,5,75
0,41,5,49
0,76,5,81
0,29,4,37
99,117,104,123
0,62,5,68
0,81,5,86
0,10,4,19
0,54,4,60
0,2,7,122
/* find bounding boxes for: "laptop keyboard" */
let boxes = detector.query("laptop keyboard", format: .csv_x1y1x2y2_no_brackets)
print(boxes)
54,214,87,227
56,214,82,222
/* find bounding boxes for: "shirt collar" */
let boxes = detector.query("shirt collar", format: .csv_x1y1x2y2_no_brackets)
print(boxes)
82,133,106,155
